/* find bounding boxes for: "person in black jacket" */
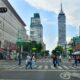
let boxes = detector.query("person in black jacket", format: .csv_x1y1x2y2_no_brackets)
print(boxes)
52,54,57,67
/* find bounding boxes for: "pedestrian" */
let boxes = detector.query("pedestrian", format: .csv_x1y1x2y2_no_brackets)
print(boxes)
52,54,57,67
59,55,62,62
68,56,71,62
72,55,78,66
56,56,60,66
32,55,36,68
18,54,22,65
26,55,32,69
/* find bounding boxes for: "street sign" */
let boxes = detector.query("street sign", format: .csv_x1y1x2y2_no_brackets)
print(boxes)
73,37,80,43
16,40,31,43
0,7,7,13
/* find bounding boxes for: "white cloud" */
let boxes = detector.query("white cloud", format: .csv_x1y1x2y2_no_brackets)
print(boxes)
25,0,80,51
66,36,71,44
25,0,80,27
25,26,30,35
43,37,58,52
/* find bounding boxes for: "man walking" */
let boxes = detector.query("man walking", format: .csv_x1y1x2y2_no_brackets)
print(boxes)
18,54,22,65
26,55,32,69
52,54,57,67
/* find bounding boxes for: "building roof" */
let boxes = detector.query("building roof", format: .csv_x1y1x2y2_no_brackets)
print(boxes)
2,0,26,26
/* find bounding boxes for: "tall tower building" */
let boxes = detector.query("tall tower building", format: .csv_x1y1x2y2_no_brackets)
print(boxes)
30,13,43,43
58,2,66,46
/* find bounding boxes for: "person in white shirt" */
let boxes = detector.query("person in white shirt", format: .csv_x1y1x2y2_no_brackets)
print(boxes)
26,55,32,69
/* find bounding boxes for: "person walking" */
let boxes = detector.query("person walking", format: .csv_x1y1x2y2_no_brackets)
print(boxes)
52,54,57,67
26,55,32,69
72,56,78,66
32,55,36,66
18,54,22,65
56,56,60,66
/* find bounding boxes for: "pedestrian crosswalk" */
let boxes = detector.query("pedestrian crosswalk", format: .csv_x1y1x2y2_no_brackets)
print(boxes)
0,64,80,71
36,60,52,63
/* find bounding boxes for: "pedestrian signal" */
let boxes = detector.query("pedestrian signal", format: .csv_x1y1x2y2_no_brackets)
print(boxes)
0,7,7,13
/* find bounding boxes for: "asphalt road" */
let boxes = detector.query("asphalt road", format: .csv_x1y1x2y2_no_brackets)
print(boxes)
0,70,80,80
0,58,80,80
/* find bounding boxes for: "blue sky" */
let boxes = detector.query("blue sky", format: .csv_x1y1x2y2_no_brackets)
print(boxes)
8,0,79,51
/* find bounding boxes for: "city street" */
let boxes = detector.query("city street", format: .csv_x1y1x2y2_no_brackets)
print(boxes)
0,58,80,80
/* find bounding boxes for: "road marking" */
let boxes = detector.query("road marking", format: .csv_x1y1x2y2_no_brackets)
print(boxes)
17,65,25,69
37,65,43,69
49,60,51,62
69,66,76,69
62,65,69,69
51,65,55,69
8,65,18,70
44,65,48,69
58,66,63,69
60,72,71,79
71,73,80,78
76,67,80,69
8,69,80,72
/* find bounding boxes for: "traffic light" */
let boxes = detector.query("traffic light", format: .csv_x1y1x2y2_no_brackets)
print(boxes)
0,7,7,13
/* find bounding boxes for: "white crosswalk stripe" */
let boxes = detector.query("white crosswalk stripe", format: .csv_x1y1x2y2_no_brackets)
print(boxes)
76,66,80,69
68,66,76,69
44,65,48,69
51,65,55,69
37,65,43,69
57,66,63,69
62,65,69,69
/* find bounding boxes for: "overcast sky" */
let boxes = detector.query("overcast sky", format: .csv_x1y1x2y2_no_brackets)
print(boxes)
8,0,80,51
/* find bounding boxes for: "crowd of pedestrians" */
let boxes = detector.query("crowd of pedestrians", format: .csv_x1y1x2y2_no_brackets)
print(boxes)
17,52,80,70
51,54,80,67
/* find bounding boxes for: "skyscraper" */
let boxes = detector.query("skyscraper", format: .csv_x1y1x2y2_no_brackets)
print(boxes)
30,13,43,43
58,2,66,46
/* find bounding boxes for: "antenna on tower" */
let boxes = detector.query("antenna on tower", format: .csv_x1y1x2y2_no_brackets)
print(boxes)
61,0,62,11
60,0,63,13
79,26,80,37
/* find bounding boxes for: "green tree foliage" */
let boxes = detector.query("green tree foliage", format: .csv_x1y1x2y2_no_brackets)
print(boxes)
40,50,49,57
67,48,73,56
52,46,63,56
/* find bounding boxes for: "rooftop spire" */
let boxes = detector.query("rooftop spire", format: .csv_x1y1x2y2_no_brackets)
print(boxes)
61,1,62,12
60,0,64,14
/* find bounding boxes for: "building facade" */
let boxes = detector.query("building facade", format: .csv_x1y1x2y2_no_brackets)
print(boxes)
58,3,66,46
72,37,80,51
30,13,43,43
0,0,26,51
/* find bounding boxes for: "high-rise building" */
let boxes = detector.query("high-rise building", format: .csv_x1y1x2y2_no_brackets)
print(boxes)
30,13,43,43
0,0,26,51
58,2,66,46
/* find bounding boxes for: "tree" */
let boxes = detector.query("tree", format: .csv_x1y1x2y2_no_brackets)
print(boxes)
40,50,49,57
67,48,73,56
52,46,63,56
44,50,49,56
